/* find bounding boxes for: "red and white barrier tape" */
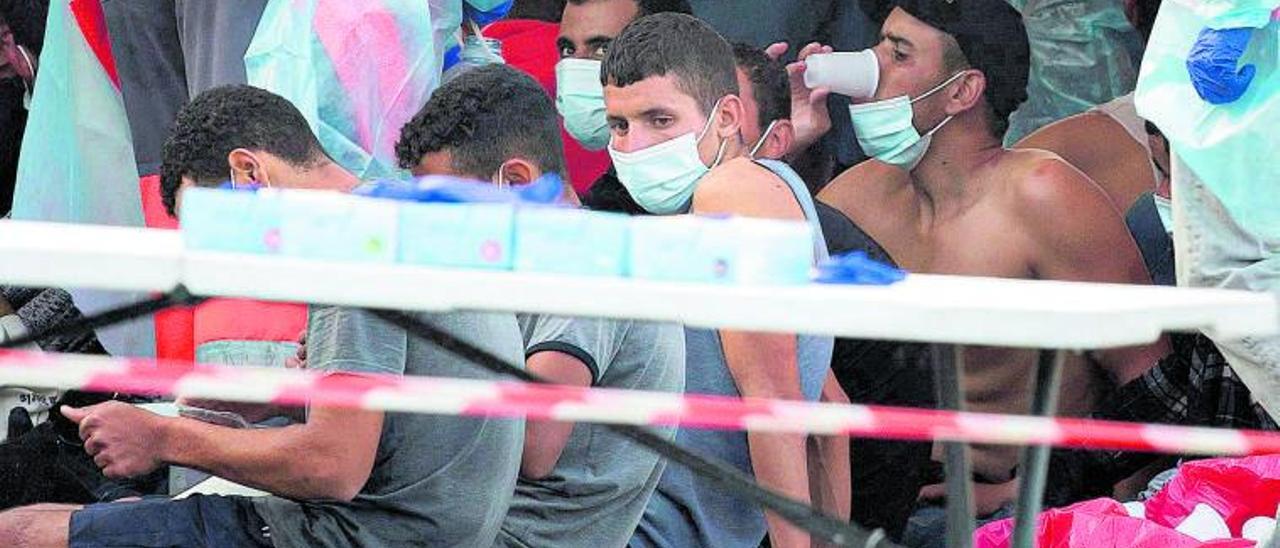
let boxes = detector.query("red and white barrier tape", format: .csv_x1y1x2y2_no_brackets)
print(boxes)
2,350,1278,456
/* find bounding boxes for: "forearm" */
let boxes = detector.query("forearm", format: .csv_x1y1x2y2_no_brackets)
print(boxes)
159,412,367,500
750,432,814,548
811,373,851,525
1098,336,1169,385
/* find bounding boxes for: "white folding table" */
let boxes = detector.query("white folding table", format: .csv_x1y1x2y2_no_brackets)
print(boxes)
3,220,1276,547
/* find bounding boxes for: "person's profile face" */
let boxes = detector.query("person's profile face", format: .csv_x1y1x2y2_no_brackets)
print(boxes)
604,74,711,157
865,8,953,104
558,0,640,60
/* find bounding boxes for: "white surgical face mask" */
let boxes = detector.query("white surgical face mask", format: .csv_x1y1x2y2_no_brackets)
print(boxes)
848,71,967,170
556,58,610,150
608,99,728,214
748,119,779,160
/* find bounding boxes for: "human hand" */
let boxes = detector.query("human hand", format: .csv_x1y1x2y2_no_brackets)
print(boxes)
0,294,13,316
778,42,835,155
285,330,307,370
1187,26,1256,105
62,402,169,479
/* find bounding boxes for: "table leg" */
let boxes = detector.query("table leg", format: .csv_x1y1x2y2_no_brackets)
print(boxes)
1011,349,1065,548
935,344,974,548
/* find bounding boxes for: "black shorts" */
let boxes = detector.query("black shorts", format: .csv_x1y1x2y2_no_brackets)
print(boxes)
69,495,273,548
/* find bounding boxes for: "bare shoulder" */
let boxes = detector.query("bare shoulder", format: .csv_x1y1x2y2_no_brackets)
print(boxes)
816,160,909,220
998,149,1111,210
693,157,804,220
995,149,1121,232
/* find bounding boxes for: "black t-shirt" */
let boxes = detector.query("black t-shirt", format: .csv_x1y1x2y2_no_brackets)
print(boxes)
816,200,939,539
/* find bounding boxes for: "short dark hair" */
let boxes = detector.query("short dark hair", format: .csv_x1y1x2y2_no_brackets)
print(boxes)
732,42,790,129
395,64,566,180
565,0,693,17
601,12,737,116
160,85,328,216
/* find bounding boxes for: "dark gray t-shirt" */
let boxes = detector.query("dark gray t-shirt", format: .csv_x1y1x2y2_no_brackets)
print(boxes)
494,315,685,548
254,306,526,548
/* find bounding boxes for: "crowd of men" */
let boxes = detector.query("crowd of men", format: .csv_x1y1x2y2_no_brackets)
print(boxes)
0,0,1277,547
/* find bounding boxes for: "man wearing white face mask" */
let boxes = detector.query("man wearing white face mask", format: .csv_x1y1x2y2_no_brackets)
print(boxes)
601,13,848,548
812,0,1169,530
555,0,694,214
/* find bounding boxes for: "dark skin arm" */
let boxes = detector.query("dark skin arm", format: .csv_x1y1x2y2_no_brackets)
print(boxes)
519,350,593,479
695,159,816,548
1015,158,1170,384
63,377,382,502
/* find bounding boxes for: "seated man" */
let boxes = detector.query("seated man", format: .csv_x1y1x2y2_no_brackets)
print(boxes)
813,0,1168,525
395,63,687,548
741,42,941,540
599,14,845,548
0,85,527,548
561,0,694,214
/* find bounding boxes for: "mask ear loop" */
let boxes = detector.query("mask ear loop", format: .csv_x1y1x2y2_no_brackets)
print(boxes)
698,97,730,168
748,119,779,160
495,164,509,189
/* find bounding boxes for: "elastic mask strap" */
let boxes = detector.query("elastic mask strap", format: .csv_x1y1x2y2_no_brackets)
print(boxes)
495,164,509,189
910,70,969,105
749,119,780,159
697,98,725,143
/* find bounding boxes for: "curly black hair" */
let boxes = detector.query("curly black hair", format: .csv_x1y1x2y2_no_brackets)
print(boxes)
159,85,327,217
395,64,565,180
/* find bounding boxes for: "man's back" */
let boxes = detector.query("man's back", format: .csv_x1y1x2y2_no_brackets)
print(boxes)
498,316,685,548
633,158,834,547
255,307,526,548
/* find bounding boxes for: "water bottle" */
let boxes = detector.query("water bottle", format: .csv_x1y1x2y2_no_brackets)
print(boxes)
442,36,505,84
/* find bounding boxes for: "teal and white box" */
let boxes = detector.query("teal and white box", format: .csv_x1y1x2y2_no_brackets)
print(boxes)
729,217,813,285
180,187,283,255
399,202,515,270
514,206,629,276
279,190,399,263
629,215,813,285
628,216,737,283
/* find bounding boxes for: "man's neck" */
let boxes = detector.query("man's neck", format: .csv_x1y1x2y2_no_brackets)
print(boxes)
908,118,1003,222
286,161,362,192
713,137,747,168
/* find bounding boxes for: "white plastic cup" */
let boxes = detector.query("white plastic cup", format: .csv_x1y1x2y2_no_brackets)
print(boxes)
803,50,880,99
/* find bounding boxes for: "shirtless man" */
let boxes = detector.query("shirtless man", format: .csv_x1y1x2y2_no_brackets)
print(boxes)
813,0,1168,516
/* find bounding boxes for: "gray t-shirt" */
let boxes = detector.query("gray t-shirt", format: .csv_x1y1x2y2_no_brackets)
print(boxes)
494,315,685,548
254,306,526,548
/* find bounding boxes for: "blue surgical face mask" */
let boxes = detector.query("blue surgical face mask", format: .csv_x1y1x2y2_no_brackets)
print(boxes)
556,58,610,150
608,99,727,214
848,71,967,170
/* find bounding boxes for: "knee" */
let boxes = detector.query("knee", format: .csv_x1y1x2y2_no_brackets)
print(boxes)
0,504,73,548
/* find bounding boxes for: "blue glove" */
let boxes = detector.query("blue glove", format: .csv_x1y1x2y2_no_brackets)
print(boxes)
463,0,514,26
813,251,906,285
1186,26,1258,105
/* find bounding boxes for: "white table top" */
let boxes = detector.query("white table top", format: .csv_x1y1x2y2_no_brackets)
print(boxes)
4,220,1276,349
